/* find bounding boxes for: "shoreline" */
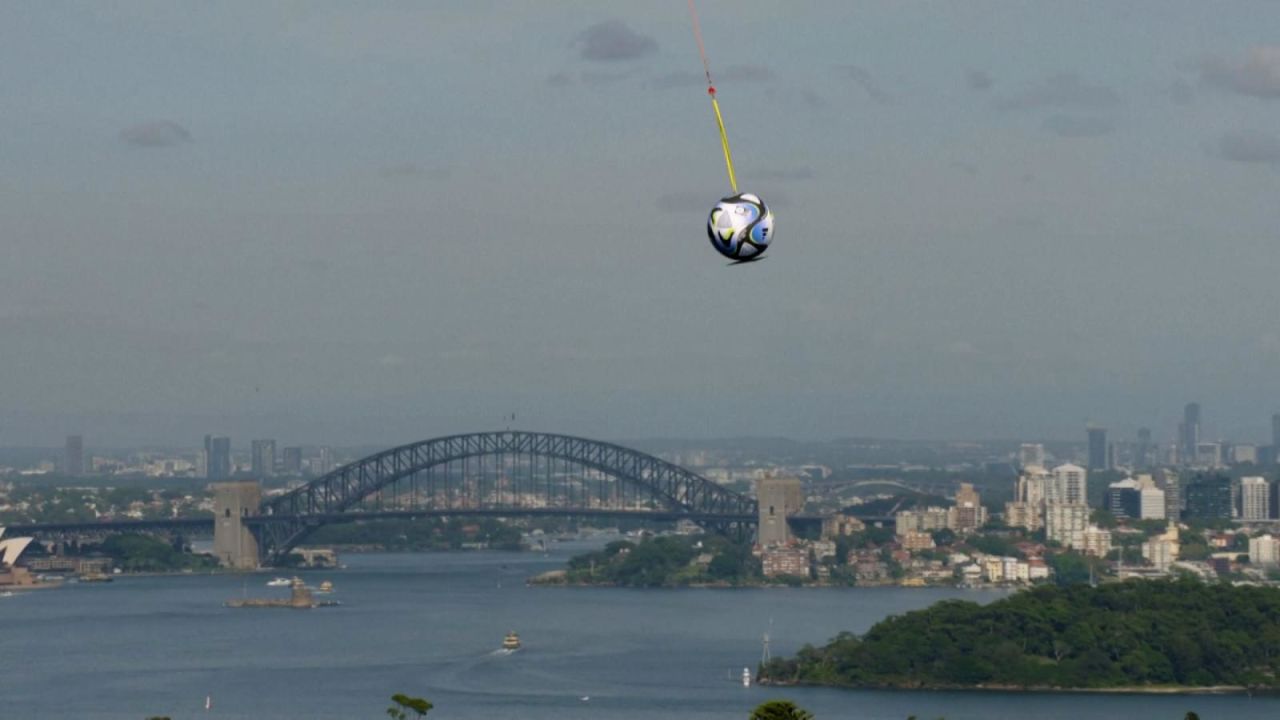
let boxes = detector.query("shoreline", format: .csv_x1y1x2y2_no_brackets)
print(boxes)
759,679,1266,696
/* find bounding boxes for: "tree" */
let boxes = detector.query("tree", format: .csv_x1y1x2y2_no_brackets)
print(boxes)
749,700,814,720
386,693,432,719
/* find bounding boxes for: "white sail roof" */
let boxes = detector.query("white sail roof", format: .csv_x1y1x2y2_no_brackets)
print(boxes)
0,537,33,567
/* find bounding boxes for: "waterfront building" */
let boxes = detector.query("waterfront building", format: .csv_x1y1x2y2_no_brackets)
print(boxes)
757,476,804,547
1087,427,1108,471
820,513,865,539
894,507,950,536
900,531,935,551
64,435,84,476
1249,534,1280,566
1027,558,1050,581
761,546,809,578
251,439,276,478
0,527,37,586
1048,464,1087,505
947,483,987,533
1240,477,1271,521
981,556,1004,583
1045,503,1089,547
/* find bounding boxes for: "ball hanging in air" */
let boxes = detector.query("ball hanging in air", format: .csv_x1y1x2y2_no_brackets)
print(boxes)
706,192,774,261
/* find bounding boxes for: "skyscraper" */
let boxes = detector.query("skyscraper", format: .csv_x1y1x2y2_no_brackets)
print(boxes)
1180,403,1201,465
1018,443,1046,469
64,435,84,476
1087,427,1107,471
1048,464,1087,505
317,446,335,475
205,435,232,480
1183,474,1232,520
1136,428,1152,470
251,439,276,478
282,446,304,475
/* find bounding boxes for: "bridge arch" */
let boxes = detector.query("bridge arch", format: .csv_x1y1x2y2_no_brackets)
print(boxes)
255,431,756,562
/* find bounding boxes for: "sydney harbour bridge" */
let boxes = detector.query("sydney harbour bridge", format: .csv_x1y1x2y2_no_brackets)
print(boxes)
11,431,780,567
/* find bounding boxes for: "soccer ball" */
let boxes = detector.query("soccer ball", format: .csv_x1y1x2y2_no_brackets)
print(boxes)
706,192,773,261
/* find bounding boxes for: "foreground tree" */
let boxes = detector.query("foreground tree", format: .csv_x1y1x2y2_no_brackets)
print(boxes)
750,699,814,720
386,693,433,719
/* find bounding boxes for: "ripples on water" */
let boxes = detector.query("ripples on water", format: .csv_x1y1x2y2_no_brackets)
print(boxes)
0,540,1274,719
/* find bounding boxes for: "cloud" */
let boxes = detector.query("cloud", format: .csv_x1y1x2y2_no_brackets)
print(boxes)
1042,114,1115,138
546,72,573,88
648,64,774,90
1170,79,1194,105
1217,130,1280,164
949,160,978,176
1201,46,1280,98
966,70,993,91
376,353,407,368
994,73,1120,110
118,120,192,147
837,65,890,103
573,20,657,62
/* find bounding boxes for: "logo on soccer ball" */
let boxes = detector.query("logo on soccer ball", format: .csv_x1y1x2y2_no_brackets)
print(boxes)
707,192,773,261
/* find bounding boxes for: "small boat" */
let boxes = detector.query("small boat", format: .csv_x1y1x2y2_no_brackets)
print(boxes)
0,591,14,598
502,631,521,651
742,667,751,687
266,577,292,587
315,580,334,593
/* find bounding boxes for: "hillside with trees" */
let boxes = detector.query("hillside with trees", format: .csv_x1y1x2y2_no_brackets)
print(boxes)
764,579,1280,691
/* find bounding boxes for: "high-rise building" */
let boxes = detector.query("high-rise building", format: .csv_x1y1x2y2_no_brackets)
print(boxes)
1180,403,1201,465
1135,476,1166,520
1142,524,1180,571
1250,534,1280,566
1048,464,1087,505
282,446,304,475
317,446,335,476
205,435,232,480
1183,474,1232,520
1155,469,1181,519
1135,428,1152,470
1105,478,1141,519
251,439,276,478
1006,466,1048,532
1018,443,1046,469
64,435,84,476
948,483,987,533
1240,476,1271,521
1087,427,1108,471
1045,503,1090,547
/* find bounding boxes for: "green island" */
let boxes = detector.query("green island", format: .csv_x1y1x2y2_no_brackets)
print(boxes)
762,578,1280,692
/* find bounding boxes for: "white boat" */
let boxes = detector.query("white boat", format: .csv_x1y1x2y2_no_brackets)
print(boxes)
502,631,521,652
0,591,14,598
266,577,291,587
742,667,751,687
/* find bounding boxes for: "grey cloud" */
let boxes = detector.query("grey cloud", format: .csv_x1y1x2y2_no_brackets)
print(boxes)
1202,46,1280,98
966,70,993,91
1042,114,1115,138
1217,130,1280,165
648,64,773,90
546,72,573,88
118,120,192,147
837,65,890,103
995,73,1120,110
574,20,657,62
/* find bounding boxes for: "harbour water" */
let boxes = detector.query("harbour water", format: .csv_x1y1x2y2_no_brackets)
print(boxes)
0,540,1275,720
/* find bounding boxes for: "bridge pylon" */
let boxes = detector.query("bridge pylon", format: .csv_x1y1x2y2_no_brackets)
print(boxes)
213,481,262,570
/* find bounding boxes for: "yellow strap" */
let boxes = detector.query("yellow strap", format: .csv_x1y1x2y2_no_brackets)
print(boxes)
710,96,738,194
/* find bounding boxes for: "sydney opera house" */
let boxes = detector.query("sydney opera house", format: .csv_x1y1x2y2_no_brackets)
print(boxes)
0,526,37,587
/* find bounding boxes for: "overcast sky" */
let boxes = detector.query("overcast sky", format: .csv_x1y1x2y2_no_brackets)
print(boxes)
3,2,1280,447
